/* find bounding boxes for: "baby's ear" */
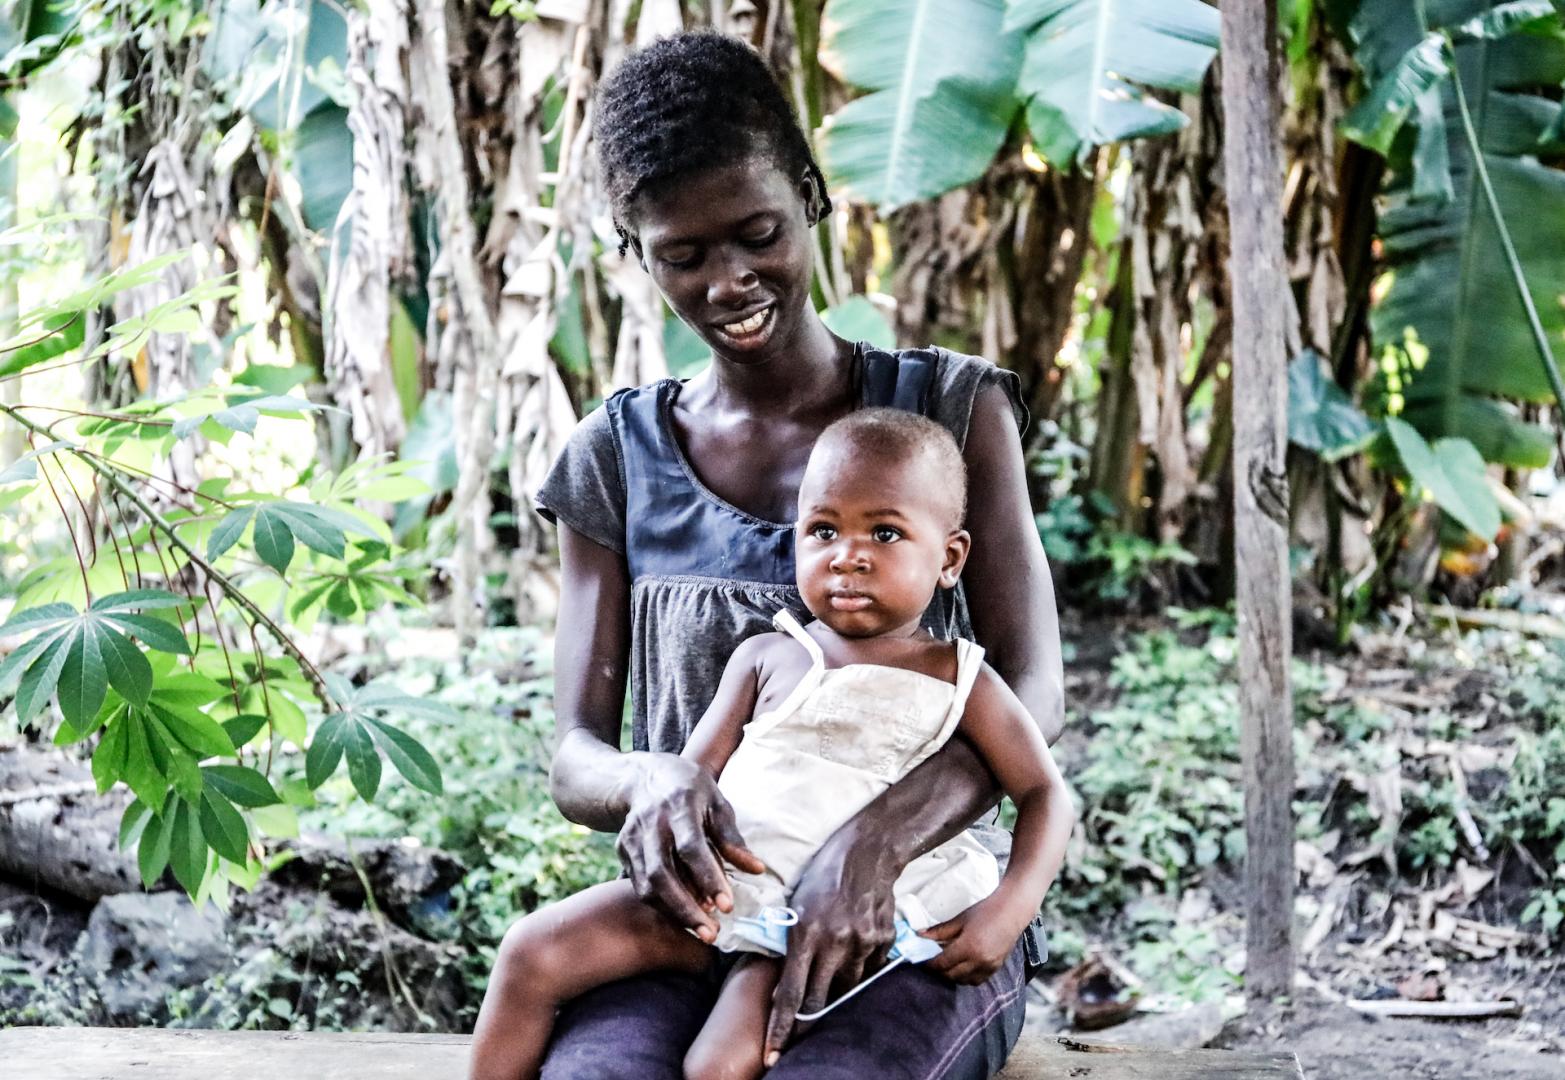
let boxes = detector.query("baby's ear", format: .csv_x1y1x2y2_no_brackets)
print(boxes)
940,529,972,587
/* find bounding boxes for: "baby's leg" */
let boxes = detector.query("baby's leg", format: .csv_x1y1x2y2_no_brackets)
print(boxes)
682,954,783,1080
470,879,713,1080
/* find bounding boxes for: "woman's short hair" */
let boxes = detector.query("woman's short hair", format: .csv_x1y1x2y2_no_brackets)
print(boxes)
593,30,831,255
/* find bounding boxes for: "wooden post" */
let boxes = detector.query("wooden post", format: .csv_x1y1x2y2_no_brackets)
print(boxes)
1219,0,1296,999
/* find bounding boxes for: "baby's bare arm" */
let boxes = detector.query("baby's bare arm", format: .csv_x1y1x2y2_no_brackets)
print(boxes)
680,634,772,778
956,666,1075,930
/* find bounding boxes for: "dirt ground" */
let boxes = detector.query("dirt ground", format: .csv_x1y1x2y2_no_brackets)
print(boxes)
1219,984,1562,1079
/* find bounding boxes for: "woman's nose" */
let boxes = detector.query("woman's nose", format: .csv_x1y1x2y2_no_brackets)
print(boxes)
707,249,759,307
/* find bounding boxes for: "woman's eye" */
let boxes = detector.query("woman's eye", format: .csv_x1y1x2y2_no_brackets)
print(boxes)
659,249,699,269
742,228,779,248
872,526,902,543
810,524,836,541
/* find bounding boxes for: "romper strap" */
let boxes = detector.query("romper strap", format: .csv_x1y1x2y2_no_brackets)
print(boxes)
745,610,827,737
772,609,825,668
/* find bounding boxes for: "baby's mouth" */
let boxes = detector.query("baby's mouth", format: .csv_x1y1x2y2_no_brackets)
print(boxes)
828,591,873,612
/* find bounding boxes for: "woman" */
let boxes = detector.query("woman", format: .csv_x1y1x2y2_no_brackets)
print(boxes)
530,30,1063,1079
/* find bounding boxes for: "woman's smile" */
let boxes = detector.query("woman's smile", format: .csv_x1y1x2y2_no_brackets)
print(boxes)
712,303,776,350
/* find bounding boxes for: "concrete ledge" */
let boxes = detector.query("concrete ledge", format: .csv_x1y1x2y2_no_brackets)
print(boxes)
0,1025,1304,1078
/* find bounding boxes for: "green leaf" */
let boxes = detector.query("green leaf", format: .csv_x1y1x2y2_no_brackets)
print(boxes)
199,788,250,864
366,718,444,795
326,580,357,617
168,798,208,895
94,624,153,708
0,310,86,378
306,712,350,788
0,601,75,637
1452,1,1559,40
1386,417,1501,540
220,714,270,748
252,505,297,573
267,691,309,747
821,296,895,350
271,504,345,559
138,805,175,887
204,764,281,808
1010,0,1221,167
148,701,236,759
99,610,193,655
90,589,188,612
351,684,458,723
1288,351,1376,460
92,714,130,794
15,631,72,723
148,672,228,709
0,457,36,486
1355,4,1565,469
819,0,1023,208
206,505,256,560
1342,32,1448,154
122,711,168,815
1409,83,1453,203
343,717,381,800
0,627,65,692
118,799,153,852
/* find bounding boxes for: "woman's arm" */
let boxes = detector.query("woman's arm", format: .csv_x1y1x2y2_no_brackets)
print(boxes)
963,382,1065,742
549,524,761,937
766,382,1066,1045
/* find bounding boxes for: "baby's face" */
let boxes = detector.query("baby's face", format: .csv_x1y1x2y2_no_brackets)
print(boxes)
794,443,968,637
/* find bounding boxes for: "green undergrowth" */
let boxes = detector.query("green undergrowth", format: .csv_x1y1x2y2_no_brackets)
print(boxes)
1039,609,1565,1002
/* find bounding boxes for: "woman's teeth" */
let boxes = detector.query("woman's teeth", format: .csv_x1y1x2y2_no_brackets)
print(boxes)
724,309,769,335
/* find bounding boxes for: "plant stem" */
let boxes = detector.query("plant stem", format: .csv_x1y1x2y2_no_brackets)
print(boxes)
1446,36,1565,463
0,400,335,709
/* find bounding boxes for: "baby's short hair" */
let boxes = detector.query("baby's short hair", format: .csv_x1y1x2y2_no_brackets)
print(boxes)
816,408,967,527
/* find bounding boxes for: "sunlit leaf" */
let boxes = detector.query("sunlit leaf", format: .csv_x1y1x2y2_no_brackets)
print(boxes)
366,718,443,795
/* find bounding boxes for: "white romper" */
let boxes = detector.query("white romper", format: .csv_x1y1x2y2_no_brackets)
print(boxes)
713,610,1002,955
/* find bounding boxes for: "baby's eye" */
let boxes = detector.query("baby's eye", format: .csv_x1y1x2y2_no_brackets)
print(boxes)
872,526,902,543
809,523,837,541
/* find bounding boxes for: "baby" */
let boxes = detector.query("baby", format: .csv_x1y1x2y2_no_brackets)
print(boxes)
471,408,1073,1080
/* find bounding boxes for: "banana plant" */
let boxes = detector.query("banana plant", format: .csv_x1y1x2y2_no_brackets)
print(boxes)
818,0,1221,209
1336,0,1565,470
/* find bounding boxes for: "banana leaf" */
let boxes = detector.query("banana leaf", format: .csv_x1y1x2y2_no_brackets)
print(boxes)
1340,0,1565,468
1006,0,1221,167
818,0,1024,209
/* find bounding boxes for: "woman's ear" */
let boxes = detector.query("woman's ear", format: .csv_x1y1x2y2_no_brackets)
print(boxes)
800,168,825,227
939,529,972,589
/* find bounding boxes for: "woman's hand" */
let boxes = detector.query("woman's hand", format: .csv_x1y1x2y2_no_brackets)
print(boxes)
764,831,899,1060
618,752,765,939
919,898,1028,985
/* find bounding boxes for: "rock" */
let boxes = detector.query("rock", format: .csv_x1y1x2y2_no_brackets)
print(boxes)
208,881,467,1031
80,892,229,1023
267,835,465,938
0,743,141,901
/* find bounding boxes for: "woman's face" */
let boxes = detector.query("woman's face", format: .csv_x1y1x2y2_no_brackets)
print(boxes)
630,155,818,365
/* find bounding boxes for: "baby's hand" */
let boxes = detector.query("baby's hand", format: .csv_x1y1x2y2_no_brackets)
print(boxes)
918,900,1026,985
